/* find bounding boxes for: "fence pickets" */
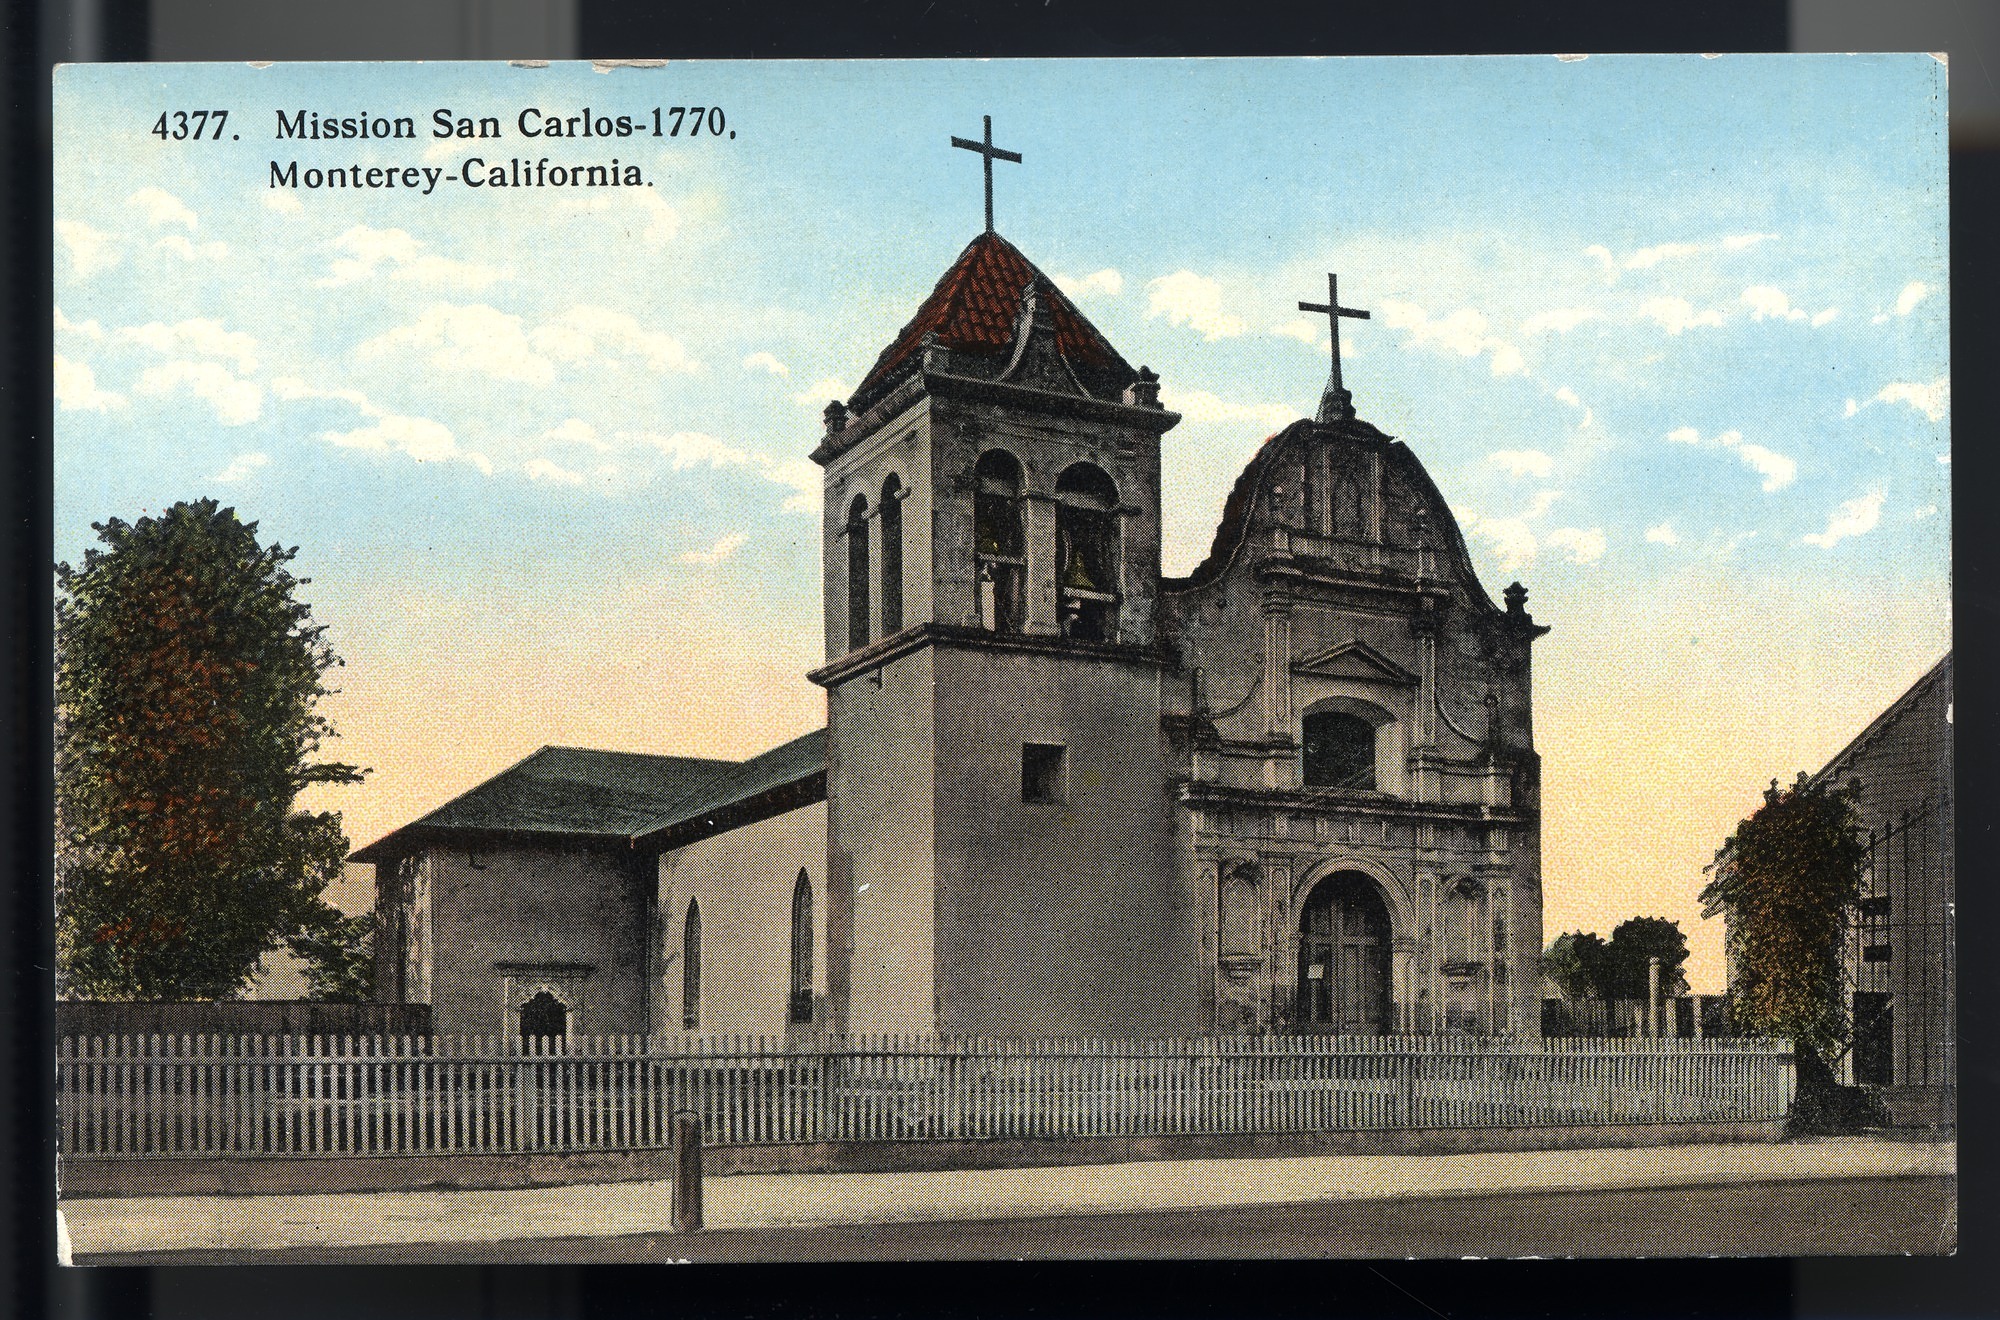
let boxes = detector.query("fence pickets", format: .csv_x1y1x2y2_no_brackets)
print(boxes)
57,1032,1794,1160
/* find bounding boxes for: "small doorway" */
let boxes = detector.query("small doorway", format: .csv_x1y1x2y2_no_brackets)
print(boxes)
519,990,568,1049
1296,871,1392,1033
1852,991,1893,1087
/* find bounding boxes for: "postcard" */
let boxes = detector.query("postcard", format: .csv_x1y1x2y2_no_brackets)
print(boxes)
52,55,1952,1263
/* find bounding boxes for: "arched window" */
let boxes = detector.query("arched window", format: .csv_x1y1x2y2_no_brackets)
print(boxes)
879,475,904,635
519,990,567,1048
788,870,814,1025
1303,710,1376,789
973,450,1025,633
681,899,702,1031
1055,463,1120,643
845,494,870,652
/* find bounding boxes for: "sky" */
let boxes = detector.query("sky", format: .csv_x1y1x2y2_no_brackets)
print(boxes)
53,56,1949,993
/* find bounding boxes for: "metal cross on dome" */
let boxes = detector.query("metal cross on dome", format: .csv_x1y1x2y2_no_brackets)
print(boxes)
950,115,1022,234
1298,273,1371,423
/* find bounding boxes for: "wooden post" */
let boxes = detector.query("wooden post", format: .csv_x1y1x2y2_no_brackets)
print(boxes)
671,1109,703,1231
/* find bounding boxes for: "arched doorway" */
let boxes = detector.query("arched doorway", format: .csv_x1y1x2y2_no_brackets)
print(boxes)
519,990,568,1048
1296,871,1392,1033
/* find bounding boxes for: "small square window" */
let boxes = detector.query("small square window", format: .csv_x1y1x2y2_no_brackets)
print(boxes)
1862,943,1892,963
1022,743,1067,804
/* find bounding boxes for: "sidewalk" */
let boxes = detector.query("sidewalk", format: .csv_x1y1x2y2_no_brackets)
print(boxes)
59,1136,1953,1260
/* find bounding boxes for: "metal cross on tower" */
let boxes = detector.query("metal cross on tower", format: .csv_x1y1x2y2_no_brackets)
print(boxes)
950,115,1023,234
1298,273,1371,424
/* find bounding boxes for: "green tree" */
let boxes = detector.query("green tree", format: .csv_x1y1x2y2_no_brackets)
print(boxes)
56,499,368,1001
1599,916,1692,1001
1542,930,1611,1001
1702,772,1867,1118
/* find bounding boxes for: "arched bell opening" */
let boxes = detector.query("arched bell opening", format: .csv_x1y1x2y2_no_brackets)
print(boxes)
1295,870,1393,1034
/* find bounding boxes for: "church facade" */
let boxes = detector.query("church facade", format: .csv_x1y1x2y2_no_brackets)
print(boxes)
357,228,1550,1043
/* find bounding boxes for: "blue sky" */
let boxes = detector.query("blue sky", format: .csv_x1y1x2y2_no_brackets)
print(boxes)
54,56,1949,990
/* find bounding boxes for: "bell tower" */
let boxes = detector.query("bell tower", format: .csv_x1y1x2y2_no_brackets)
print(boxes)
808,211,1199,1036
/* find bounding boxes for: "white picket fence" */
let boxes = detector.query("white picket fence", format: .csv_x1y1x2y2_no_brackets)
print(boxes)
57,1032,1795,1159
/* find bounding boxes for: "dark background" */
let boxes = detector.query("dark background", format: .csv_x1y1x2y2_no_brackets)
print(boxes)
6,2,1993,1317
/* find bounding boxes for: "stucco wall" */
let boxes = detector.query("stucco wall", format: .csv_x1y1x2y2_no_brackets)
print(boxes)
822,405,934,657
421,841,652,1039
656,800,829,1036
826,647,938,1034
931,644,1202,1036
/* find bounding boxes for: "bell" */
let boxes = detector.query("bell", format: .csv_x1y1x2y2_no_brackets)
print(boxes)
1062,544,1098,591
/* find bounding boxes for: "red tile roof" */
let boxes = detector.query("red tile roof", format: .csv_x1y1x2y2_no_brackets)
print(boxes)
847,231,1136,415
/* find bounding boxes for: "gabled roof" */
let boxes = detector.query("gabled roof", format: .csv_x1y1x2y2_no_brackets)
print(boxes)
635,728,827,841
349,735,827,864
846,230,1136,416
1812,651,1952,786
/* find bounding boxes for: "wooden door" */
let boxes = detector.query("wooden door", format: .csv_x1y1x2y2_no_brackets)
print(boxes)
1297,873,1390,1033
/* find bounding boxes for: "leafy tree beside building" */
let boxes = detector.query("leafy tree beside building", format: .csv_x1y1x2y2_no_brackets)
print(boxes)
1543,919,1690,1002
1702,772,1868,1118
56,499,371,1001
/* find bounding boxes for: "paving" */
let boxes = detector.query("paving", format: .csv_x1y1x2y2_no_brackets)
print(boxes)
58,1135,1953,1261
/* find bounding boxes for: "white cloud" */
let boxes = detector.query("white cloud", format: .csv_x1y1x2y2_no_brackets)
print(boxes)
1520,307,1599,335
1740,285,1836,326
1915,504,1939,520
1379,300,1525,377
1624,240,1710,270
792,376,850,408
678,532,748,566
763,457,820,514
1735,443,1797,492
1590,232,1778,280
1802,490,1886,549
1873,377,1950,422
1054,268,1124,300
127,187,198,230
320,226,508,290
1271,318,1325,347
56,220,119,278
643,429,754,471
262,191,304,216
1544,526,1607,564
1160,388,1294,432
271,374,370,409
322,412,490,472
1472,517,1540,573
1639,296,1727,334
116,318,260,373
533,305,700,375
54,307,105,340
543,418,606,449
1645,521,1679,546
1488,449,1553,479
53,355,126,413
1896,281,1929,316
135,360,262,425
215,451,269,483
524,457,585,486
1665,426,1793,490
361,304,551,384
1146,271,1247,340
156,234,230,262
742,351,790,377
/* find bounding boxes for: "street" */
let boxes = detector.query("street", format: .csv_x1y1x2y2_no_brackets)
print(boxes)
77,1174,1953,1265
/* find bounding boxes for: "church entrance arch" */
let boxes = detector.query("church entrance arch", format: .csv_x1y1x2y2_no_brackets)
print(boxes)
1295,871,1391,1033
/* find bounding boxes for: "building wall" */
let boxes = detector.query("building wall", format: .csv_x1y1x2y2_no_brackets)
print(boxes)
656,800,828,1037
825,647,939,1034
930,643,1202,1036
414,841,652,1039
822,403,935,656
1821,655,1953,1117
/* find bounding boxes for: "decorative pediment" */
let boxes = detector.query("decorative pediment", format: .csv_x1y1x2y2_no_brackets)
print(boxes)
997,283,1091,398
1290,639,1418,687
